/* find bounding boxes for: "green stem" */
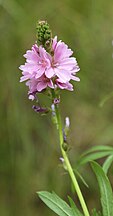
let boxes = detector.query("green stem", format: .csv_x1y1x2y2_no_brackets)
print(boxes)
55,104,90,216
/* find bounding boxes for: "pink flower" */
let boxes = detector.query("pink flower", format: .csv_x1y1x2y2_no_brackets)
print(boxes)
45,36,80,83
55,79,73,91
19,36,80,99
26,74,54,93
19,44,50,82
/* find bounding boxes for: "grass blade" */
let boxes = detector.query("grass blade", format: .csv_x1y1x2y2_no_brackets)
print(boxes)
80,145,113,158
103,155,113,174
68,196,83,216
78,151,113,166
91,161,113,216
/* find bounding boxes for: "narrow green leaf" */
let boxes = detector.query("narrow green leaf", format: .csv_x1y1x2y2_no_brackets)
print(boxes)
78,151,113,166
103,155,113,174
80,145,113,158
91,161,113,216
37,191,77,216
74,170,89,188
68,196,83,216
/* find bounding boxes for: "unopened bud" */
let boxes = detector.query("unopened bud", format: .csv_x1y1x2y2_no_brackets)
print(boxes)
36,20,52,51
51,104,58,125
54,97,60,104
64,116,70,136
59,157,64,163
62,142,68,151
32,105,49,114
51,104,55,116
65,117,70,128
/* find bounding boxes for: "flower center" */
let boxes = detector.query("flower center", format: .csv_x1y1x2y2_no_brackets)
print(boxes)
39,60,47,68
51,57,59,68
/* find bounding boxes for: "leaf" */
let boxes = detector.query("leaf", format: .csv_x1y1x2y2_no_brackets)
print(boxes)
103,155,113,174
74,169,89,188
91,161,113,216
80,145,113,158
37,191,79,216
78,151,113,166
68,196,83,216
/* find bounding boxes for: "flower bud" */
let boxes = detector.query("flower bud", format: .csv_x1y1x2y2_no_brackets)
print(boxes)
36,20,52,51
64,116,70,136
51,104,58,125
65,117,70,128
62,142,68,152
32,105,49,114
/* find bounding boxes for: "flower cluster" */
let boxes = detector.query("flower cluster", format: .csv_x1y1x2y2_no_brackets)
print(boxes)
19,36,80,100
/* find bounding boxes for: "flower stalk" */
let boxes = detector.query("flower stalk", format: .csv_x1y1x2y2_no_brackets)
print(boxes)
55,103,90,216
19,19,88,214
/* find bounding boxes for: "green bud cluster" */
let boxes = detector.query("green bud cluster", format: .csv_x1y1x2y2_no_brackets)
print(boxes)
36,20,52,52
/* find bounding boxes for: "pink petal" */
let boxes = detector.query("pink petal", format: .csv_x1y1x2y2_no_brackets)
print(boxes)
19,63,39,73
54,68,71,82
20,76,29,82
52,36,57,50
48,79,54,89
37,81,47,92
45,67,55,78
54,41,73,62
71,75,80,81
35,68,45,78
39,46,47,59
24,51,39,63
56,79,73,91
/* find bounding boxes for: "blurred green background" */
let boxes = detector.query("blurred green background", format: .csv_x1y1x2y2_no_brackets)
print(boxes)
0,0,113,215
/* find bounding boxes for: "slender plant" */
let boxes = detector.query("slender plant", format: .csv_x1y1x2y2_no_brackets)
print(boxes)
19,20,113,216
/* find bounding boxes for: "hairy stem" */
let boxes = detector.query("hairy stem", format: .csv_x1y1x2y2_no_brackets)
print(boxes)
55,104,90,216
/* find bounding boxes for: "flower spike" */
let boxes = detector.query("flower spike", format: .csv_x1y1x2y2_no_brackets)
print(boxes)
36,20,52,52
